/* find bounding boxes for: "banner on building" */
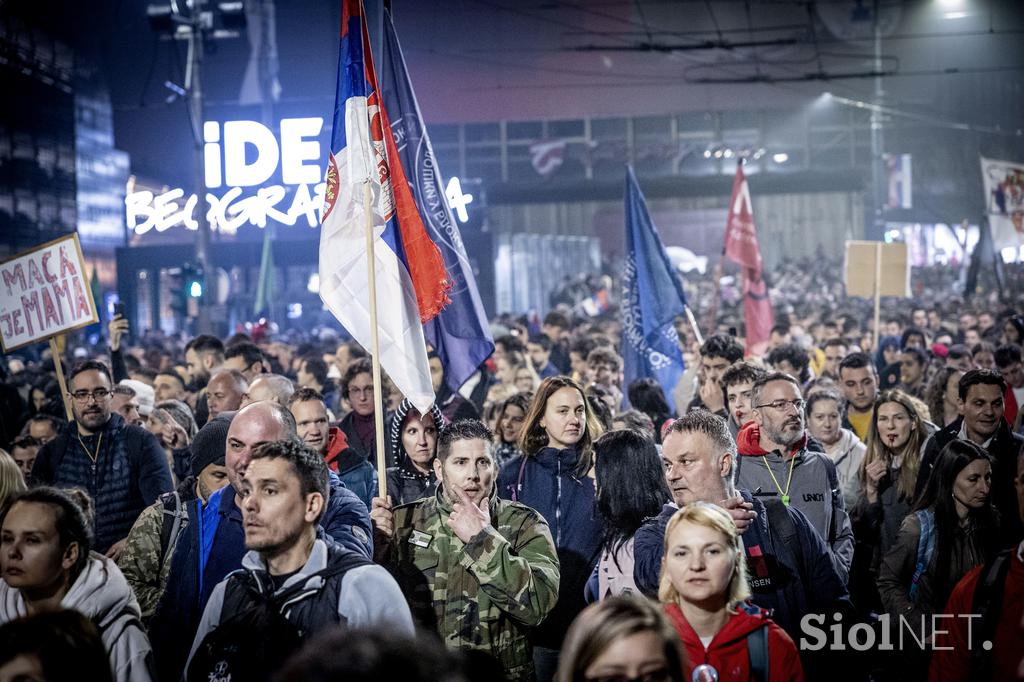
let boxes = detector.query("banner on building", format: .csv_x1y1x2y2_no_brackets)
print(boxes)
0,233,99,352
980,156,1024,250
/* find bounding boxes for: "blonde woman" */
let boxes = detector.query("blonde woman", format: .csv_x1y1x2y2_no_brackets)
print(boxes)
0,451,26,516
557,595,687,682
660,503,803,682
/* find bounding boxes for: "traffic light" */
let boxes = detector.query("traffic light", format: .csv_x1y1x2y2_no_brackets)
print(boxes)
185,265,204,300
168,268,187,317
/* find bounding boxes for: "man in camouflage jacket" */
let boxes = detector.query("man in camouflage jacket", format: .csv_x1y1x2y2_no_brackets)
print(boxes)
371,420,559,682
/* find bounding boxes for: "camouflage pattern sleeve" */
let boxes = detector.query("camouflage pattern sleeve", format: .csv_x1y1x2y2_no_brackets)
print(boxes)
117,500,165,620
459,507,560,626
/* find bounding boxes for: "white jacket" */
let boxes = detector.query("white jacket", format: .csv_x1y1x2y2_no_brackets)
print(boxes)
824,428,867,509
0,553,154,682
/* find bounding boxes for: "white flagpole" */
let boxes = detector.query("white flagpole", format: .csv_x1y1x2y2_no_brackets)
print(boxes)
362,181,388,499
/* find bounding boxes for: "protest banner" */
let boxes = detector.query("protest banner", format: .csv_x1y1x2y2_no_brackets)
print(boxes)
0,234,99,419
980,156,1024,251
844,240,909,348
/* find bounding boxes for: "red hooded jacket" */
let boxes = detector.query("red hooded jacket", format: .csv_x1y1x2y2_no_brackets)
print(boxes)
323,426,349,473
664,602,803,682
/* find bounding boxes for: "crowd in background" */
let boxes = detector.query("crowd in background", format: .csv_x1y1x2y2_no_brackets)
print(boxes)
0,256,1022,682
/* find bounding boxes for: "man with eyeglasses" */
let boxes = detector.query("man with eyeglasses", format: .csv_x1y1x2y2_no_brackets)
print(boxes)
734,372,854,583
30,360,172,559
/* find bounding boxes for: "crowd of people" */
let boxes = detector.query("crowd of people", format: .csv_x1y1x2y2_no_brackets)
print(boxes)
0,264,1022,682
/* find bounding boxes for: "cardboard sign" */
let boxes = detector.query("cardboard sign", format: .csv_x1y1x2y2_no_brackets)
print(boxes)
844,241,910,298
0,234,99,352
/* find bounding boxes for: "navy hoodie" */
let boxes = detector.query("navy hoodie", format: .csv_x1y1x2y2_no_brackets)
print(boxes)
497,447,602,649
632,490,851,640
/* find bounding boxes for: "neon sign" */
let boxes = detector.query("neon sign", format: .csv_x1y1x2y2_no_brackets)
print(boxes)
126,116,474,235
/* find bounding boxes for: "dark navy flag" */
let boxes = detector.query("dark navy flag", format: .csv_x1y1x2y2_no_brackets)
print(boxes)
620,167,687,412
380,10,494,392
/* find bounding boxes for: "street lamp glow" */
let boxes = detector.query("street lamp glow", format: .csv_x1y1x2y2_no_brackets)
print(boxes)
772,152,789,164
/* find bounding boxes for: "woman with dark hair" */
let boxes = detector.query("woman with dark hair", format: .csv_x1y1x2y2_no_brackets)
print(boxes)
878,440,999,675
0,487,153,681
874,336,902,389
924,367,964,429
385,399,447,506
1002,314,1024,345
627,378,674,443
497,375,605,680
0,609,114,682
556,595,687,682
585,429,671,601
493,393,531,469
879,440,998,616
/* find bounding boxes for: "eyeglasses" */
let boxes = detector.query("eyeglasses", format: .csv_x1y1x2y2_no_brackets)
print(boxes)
755,398,805,413
70,389,112,403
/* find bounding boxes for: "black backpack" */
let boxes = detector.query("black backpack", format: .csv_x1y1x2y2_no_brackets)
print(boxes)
186,552,368,682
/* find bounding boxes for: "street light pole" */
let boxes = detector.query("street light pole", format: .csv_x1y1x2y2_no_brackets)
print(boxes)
188,0,213,334
868,0,886,243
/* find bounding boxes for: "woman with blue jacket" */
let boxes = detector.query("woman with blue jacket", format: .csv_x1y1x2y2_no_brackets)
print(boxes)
497,376,604,681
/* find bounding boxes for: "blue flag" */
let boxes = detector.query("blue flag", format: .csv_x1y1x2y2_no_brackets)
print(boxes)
379,10,494,392
621,167,687,412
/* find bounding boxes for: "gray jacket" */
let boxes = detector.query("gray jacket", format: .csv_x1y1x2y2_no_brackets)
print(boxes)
736,426,855,584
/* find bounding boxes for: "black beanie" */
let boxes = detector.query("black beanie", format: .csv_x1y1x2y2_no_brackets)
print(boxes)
190,412,234,477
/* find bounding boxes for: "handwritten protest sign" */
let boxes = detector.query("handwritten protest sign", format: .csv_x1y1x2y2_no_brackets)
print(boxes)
0,234,98,353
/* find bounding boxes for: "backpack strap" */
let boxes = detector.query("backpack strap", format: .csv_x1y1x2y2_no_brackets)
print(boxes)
269,550,373,608
763,497,805,584
740,603,769,682
909,509,936,601
747,626,769,682
158,491,186,573
969,547,1013,677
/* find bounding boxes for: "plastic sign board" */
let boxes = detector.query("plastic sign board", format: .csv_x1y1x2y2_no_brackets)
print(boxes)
844,241,910,298
0,233,99,352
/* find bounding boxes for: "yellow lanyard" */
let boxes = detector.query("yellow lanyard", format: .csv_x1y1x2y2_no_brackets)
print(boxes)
762,453,797,506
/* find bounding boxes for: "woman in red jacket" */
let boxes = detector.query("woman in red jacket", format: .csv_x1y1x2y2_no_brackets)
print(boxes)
660,502,804,682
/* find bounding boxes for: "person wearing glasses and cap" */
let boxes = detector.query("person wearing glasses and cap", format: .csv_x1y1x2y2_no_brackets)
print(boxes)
734,372,854,584
30,360,173,561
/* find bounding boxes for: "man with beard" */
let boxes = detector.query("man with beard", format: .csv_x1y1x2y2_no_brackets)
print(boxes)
184,335,225,425
31,360,172,559
735,372,854,582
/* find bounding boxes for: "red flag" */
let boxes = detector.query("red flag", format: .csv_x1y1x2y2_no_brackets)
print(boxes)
724,162,773,356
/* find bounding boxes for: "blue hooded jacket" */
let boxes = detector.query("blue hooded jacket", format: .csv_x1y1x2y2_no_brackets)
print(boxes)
497,446,602,649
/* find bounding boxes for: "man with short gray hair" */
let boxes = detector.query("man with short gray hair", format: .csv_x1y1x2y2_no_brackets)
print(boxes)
736,372,855,582
633,409,850,641
241,373,295,408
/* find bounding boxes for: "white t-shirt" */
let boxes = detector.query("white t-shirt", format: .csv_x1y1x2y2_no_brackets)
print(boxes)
699,635,714,649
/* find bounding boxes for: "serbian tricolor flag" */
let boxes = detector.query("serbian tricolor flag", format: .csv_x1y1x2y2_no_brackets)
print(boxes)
319,0,450,413
724,162,773,356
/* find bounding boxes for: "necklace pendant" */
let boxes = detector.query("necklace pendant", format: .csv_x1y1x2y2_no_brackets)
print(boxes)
781,494,790,506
